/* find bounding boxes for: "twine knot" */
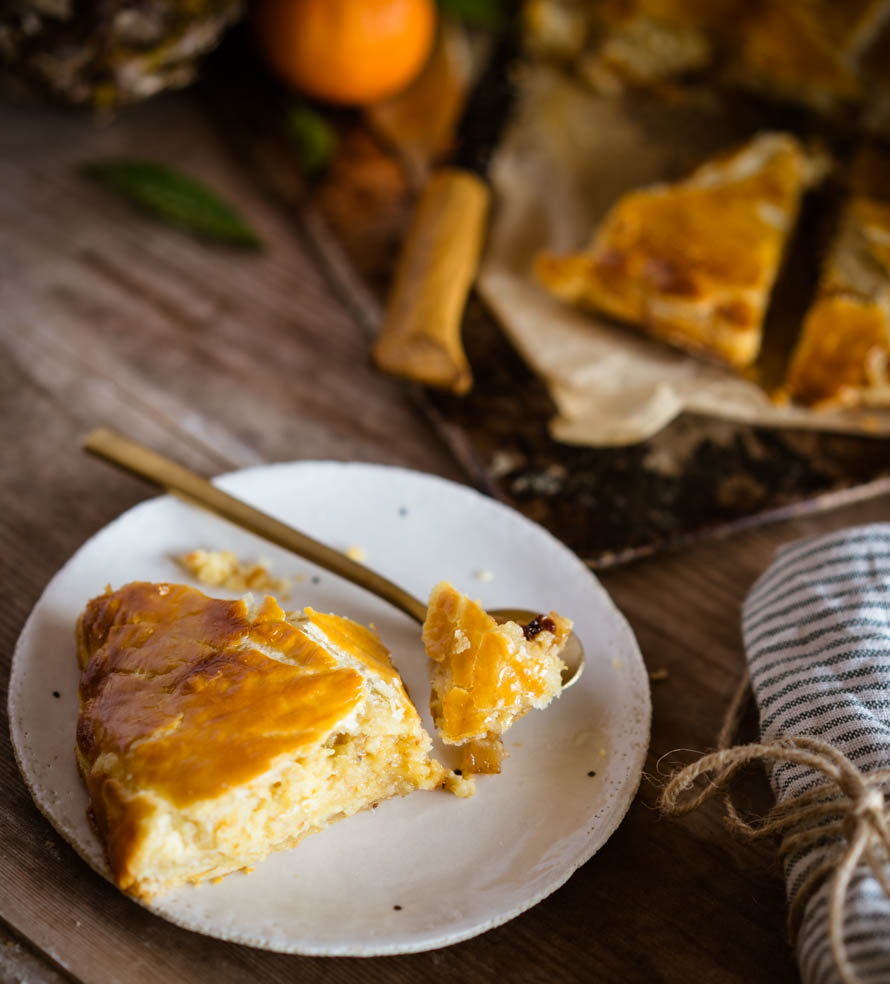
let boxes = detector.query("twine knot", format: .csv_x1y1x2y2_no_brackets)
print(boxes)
845,786,886,837
659,732,890,984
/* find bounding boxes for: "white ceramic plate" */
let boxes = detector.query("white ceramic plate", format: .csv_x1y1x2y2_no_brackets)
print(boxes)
9,462,650,955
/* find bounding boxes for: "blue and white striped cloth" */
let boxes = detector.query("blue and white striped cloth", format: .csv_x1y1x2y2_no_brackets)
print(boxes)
743,525,890,984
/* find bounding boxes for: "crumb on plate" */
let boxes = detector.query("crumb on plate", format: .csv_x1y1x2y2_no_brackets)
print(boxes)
179,549,293,597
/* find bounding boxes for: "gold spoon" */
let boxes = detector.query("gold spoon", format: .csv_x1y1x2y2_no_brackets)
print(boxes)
83,428,584,688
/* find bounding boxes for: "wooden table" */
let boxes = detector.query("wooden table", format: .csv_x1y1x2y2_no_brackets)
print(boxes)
2,88,888,984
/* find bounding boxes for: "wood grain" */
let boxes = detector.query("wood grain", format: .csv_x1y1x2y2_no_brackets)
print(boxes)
2,87,888,984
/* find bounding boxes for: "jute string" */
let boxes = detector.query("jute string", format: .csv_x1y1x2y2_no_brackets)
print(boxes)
659,672,890,984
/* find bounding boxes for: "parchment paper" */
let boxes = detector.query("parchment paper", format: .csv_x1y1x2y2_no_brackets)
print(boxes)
477,68,890,447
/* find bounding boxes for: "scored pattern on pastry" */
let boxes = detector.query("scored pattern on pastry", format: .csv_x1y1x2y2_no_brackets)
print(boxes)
75,582,464,900
535,132,817,369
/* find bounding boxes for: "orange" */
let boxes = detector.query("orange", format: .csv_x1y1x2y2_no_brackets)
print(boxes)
255,0,438,106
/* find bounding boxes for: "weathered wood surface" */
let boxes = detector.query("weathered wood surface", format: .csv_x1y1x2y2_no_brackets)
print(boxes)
2,89,888,984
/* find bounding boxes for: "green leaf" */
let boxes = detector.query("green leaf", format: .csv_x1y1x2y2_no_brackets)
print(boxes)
83,159,263,249
284,104,338,177
437,0,508,28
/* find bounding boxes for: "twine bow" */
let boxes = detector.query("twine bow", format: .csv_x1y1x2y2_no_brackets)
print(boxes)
660,731,890,984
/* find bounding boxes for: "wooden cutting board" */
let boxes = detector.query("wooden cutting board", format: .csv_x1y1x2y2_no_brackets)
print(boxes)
205,35,890,568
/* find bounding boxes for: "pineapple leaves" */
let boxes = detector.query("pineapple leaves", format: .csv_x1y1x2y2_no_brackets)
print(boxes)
437,0,508,28
83,159,263,249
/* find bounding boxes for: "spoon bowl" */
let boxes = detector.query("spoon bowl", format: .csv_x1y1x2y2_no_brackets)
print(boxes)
83,428,585,689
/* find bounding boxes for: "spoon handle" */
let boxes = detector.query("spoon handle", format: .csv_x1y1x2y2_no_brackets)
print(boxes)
83,427,428,625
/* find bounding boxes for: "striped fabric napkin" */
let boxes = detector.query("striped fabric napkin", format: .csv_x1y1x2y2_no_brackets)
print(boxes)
742,524,890,984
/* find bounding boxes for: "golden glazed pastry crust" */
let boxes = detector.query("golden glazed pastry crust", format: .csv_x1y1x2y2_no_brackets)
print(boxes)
785,148,890,409
524,0,890,117
76,582,457,900
726,1,888,114
422,582,570,773
536,132,814,370
578,0,735,92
